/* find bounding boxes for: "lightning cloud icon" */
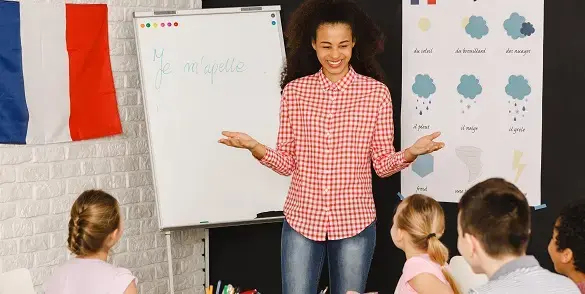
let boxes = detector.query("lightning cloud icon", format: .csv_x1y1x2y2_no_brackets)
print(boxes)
512,150,526,183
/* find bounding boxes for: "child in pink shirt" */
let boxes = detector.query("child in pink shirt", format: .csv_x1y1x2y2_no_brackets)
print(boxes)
391,194,459,294
44,190,137,294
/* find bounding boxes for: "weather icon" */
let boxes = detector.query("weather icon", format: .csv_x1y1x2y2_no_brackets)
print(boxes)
504,13,535,40
412,74,437,115
505,75,532,122
418,17,431,32
412,154,434,178
456,146,483,183
457,74,482,113
462,15,489,39
512,150,527,183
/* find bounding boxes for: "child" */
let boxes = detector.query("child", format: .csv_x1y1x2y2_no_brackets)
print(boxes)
548,201,585,293
457,178,579,293
44,190,137,294
391,194,459,294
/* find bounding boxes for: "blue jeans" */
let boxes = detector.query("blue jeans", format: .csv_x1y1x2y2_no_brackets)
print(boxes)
281,220,376,294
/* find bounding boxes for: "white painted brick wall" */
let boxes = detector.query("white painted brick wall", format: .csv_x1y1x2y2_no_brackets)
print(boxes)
0,0,205,293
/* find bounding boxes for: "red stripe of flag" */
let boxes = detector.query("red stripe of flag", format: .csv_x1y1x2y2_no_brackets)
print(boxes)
65,4,122,141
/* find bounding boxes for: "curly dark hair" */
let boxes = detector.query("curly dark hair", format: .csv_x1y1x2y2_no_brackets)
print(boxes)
554,201,585,273
280,0,386,90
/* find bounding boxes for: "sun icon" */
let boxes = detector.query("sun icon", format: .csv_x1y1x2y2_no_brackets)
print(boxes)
418,17,431,32
461,16,470,28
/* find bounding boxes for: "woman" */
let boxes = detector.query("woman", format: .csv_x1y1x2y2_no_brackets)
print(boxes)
218,0,444,293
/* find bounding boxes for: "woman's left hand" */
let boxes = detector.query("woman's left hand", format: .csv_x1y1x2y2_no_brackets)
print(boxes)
405,131,445,162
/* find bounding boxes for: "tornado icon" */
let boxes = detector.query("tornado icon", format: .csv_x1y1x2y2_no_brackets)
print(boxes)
455,146,483,182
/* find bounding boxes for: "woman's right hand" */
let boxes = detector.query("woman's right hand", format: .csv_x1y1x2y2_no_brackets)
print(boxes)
218,131,259,150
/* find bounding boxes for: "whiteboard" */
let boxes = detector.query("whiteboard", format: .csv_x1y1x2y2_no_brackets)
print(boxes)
133,6,291,230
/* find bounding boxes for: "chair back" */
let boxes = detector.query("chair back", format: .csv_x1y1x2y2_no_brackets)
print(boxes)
447,256,489,293
0,268,36,294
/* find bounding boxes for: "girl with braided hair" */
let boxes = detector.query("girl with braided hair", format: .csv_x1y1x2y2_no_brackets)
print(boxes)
44,190,137,294
218,0,444,293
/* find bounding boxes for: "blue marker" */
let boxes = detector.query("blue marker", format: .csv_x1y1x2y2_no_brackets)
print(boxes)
397,192,405,200
534,204,547,210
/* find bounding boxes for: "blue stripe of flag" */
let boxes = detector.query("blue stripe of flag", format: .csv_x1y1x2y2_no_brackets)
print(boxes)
0,0,29,144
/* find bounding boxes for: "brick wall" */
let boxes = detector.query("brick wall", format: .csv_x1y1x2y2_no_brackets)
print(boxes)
0,1,205,293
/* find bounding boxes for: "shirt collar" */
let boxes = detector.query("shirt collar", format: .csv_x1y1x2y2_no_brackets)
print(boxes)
490,255,540,281
317,66,357,92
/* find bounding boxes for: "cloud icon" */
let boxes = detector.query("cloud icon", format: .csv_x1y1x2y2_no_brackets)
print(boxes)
520,22,535,36
465,16,489,39
412,74,436,99
457,75,482,99
504,13,536,39
505,75,531,100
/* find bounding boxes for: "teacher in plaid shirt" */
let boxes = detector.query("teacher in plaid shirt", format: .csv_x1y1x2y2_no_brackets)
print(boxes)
219,0,444,293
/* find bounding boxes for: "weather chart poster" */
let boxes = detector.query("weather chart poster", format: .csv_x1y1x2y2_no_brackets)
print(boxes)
400,0,544,205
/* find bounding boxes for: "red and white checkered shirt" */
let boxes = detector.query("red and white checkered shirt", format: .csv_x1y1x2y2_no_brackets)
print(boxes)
260,67,410,241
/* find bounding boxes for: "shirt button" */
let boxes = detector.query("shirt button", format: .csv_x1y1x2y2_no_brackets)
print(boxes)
324,207,330,212
324,188,329,194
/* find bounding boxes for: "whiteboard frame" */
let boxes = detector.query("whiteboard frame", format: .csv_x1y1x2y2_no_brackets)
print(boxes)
133,5,283,18
132,6,287,230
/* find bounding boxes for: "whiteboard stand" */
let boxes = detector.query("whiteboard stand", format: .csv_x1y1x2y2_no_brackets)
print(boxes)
165,229,211,292
166,231,175,294
205,229,210,288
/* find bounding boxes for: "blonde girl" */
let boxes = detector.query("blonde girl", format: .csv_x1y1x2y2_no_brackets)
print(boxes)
44,190,137,294
391,194,459,294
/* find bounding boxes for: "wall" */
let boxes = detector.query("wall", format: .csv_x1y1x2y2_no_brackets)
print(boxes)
0,0,205,293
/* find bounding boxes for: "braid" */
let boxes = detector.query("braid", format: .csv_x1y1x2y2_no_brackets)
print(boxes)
68,204,88,255
67,217,80,254
66,190,121,256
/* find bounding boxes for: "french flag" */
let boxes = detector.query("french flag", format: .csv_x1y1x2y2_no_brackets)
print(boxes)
0,1,122,145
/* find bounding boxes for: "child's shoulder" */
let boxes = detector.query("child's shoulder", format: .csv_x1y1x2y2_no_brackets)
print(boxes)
404,255,437,269
402,255,444,281
396,255,448,294
45,258,136,294
51,258,132,278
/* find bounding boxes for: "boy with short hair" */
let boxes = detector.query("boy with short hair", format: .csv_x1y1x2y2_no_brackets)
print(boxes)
548,201,585,293
457,178,579,293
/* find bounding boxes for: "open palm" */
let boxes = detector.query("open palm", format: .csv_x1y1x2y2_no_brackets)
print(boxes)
218,131,258,149
408,131,445,156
